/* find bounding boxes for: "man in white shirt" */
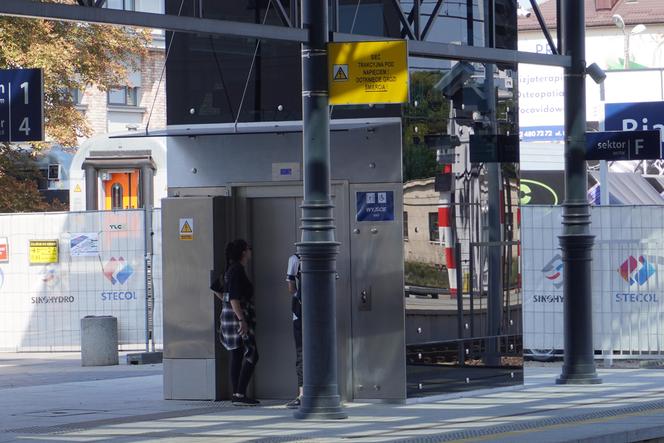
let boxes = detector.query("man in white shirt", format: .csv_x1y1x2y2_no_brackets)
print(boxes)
285,253,303,408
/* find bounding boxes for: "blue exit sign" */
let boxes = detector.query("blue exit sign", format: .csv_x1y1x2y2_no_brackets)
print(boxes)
0,69,44,142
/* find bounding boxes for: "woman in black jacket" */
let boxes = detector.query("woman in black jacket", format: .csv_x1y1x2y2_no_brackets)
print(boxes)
216,239,259,406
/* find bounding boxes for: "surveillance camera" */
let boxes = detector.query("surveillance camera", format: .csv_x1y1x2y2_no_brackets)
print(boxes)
586,63,607,84
434,61,475,99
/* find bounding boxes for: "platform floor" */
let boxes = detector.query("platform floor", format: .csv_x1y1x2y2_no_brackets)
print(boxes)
2,353,664,442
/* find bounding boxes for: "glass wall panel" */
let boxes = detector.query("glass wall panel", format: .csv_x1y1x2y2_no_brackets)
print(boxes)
403,58,522,397
165,0,401,125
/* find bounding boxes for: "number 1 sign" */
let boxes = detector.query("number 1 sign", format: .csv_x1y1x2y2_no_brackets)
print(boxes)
0,69,44,142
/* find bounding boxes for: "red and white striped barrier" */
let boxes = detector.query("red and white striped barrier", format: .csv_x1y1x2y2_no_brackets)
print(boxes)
437,164,457,298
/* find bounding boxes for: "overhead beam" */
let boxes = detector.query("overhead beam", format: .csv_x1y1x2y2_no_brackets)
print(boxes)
0,0,308,43
333,33,572,67
0,0,570,67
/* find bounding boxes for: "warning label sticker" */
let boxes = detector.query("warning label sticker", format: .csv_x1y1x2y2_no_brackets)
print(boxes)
333,64,349,81
179,218,194,241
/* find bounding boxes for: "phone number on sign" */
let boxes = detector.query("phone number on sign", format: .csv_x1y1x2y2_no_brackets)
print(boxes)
519,129,565,138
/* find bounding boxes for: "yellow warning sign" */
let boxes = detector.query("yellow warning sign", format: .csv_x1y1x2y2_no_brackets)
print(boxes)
328,40,409,106
29,240,59,264
74,184,81,193
179,218,194,241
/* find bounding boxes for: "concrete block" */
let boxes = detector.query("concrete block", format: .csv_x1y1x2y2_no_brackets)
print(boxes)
80,316,119,366
126,352,163,365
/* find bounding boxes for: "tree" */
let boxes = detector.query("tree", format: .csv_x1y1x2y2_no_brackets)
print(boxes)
0,1,151,146
402,70,450,182
0,0,151,211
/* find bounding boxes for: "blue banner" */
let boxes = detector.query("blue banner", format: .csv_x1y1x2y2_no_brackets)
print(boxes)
356,191,394,222
605,102,664,152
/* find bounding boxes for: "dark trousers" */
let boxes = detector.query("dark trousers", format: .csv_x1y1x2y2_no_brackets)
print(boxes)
230,345,256,396
293,317,303,388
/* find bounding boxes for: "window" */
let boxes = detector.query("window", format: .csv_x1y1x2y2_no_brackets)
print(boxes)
428,212,439,242
403,211,409,240
70,88,83,105
108,87,139,106
106,0,135,11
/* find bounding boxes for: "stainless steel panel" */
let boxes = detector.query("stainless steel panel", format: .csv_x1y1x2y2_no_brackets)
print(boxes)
251,197,299,399
164,358,216,400
167,120,402,189
350,183,406,401
163,197,225,359
232,183,352,401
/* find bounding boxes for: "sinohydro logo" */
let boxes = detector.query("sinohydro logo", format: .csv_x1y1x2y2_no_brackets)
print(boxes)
616,255,659,303
101,257,136,301
542,254,564,289
532,254,564,303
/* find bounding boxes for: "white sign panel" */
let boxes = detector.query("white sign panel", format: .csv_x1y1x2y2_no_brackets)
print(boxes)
69,232,99,257
517,40,565,142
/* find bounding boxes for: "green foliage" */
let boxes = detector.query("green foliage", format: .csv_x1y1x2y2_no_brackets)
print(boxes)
0,1,151,212
402,70,451,182
404,260,449,289
0,146,49,212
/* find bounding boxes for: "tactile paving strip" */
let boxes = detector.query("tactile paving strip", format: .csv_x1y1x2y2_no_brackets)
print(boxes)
389,398,664,442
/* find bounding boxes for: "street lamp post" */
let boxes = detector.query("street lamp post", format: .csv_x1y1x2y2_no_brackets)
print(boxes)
556,0,601,386
612,14,646,69
295,0,347,420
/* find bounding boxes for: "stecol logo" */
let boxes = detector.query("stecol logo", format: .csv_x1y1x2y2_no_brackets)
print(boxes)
618,256,655,286
542,254,564,289
615,255,660,303
103,257,134,285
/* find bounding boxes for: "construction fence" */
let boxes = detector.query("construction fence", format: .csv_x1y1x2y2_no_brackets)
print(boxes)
523,205,664,358
0,209,163,352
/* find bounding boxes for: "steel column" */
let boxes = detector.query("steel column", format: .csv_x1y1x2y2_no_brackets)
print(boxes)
556,0,601,385
294,0,346,420
83,164,98,210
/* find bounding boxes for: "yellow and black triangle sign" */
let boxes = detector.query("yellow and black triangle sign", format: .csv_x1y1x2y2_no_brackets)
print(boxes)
181,221,193,233
333,64,349,81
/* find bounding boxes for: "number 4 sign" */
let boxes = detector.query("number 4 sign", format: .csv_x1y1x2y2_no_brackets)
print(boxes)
0,69,44,143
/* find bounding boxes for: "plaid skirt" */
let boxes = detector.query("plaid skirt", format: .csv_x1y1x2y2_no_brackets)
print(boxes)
219,302,258,364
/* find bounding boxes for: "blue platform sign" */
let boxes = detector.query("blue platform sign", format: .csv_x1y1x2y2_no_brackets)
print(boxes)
585,130,661,161
356,191,394,222
0,69,44,142
605,102,664,152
